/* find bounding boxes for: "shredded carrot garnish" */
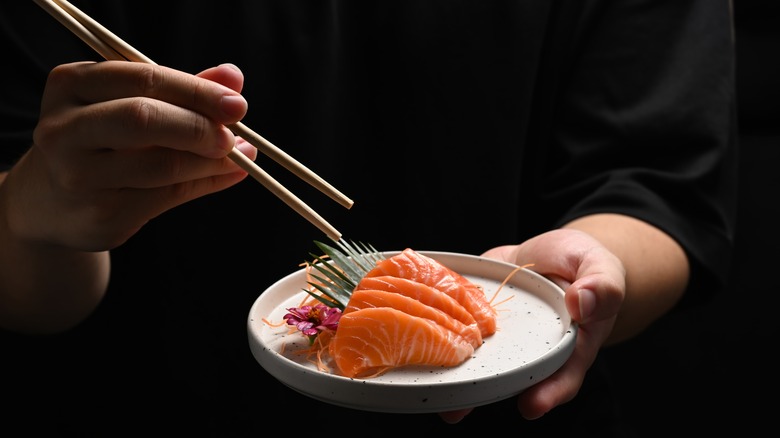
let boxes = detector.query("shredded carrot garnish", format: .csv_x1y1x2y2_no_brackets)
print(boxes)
488,263,534,309
261,317,287,328
287,329,335,373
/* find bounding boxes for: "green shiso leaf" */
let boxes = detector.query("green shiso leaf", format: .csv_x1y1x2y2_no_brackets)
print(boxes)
302,239,385,310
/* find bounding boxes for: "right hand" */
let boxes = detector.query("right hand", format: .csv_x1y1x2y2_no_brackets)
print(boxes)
3,62,257,251
439,227,626,423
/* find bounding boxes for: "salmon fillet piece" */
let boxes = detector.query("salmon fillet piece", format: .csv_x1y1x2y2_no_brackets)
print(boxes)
345,289,483,348
363,249,498,337
355,275,479,333
329,307,475,378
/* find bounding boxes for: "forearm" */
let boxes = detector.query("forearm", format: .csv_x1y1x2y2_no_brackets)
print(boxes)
0,171,110,334
563,213,690,345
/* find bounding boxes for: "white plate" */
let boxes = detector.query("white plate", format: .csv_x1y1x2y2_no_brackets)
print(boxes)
247,251,577,413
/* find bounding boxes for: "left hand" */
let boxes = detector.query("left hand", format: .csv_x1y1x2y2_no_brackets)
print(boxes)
439,228,626,422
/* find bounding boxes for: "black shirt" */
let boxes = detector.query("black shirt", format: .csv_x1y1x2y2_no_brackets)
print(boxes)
1,1,737,436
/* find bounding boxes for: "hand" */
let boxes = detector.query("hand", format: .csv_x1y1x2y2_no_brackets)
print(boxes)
439,228,626,423
3,62,257,251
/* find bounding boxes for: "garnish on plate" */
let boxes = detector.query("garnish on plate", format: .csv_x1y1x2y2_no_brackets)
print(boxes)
278,239,502,379
302,240,385,311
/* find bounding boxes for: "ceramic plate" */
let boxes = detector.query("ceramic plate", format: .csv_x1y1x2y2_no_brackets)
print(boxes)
247,251,577,413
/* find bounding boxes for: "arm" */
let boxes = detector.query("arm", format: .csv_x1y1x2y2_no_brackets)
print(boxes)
563,213,689,345
0,167,110,334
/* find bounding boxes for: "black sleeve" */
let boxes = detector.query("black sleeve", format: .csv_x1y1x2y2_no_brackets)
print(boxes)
531,0,738,304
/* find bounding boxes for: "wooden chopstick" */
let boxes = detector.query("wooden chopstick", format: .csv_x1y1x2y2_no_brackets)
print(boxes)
33,0,352,240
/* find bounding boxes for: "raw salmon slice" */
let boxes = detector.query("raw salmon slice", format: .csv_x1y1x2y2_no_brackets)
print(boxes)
363,249,498,337
345,289,483,348
356,276,478,328
329,307,475,378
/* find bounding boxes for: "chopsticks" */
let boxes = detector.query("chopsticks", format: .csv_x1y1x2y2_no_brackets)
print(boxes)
32,0,353,240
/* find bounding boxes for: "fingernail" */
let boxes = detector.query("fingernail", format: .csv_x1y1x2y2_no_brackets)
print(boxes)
578,289,596,321
219,62,242,73
234,138,258,160
221,95,247,119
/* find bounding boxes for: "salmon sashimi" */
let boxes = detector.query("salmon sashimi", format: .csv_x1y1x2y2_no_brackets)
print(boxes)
355,275,478,331
329,307,475,378
345,289,483,348
362,248,498,337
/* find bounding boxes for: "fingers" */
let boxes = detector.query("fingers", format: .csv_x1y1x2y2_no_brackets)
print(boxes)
5,143,256,252
563,246,625,324
34,62,254,189
196,63,245,93
38,62,247,158
438,407,474,424
16,61,258,251
34,107,241,191
43,61,247,124
483,230,625,325
41,95,237,158
515,314,615,420
480,244,518,262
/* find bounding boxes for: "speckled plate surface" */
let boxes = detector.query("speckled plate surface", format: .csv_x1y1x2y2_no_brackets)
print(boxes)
247,251,577,413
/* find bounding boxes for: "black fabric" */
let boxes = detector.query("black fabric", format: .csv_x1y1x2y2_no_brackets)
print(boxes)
1,1,740,436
